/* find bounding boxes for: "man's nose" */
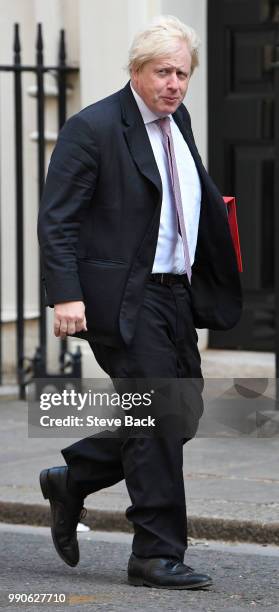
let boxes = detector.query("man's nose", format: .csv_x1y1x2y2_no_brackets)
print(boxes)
167,73,179,89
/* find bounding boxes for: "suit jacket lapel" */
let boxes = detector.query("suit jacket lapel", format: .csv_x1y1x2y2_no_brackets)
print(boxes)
172,108,207,180
120,83,162,197
173,106,228,219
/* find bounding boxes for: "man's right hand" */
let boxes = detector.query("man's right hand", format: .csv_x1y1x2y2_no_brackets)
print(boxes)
54,301,87,339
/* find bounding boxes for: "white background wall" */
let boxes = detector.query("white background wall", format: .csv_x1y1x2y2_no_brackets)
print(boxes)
0,0,36,323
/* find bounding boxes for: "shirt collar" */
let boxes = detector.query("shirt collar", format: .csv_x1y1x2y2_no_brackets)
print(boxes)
130,82,172,125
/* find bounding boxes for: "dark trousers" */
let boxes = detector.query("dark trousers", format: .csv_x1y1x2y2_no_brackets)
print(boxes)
62,279,203,561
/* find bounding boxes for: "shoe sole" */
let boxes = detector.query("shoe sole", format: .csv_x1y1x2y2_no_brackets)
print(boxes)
39,469,79,568
128,577,213,589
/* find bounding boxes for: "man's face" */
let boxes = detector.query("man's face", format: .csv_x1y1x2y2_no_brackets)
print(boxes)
131,41,192,116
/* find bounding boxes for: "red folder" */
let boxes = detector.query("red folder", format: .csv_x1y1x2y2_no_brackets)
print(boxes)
223,196,243,272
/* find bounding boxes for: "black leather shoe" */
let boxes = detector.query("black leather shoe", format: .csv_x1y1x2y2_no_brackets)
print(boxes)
40,466,86,567
128,554,213,589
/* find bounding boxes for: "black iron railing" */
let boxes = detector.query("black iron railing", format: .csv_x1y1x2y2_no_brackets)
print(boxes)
0,23,82,398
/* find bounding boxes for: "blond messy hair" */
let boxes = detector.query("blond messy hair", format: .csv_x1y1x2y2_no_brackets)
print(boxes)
128,15,200,76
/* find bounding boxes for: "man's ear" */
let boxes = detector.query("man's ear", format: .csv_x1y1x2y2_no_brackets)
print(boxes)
131,65,143,90
130,68,138,88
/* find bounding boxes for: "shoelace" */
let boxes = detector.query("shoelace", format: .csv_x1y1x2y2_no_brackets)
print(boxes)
184,564,194,572
170,560,194,572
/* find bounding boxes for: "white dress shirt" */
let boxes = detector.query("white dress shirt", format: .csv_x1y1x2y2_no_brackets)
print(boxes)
130,84,201,274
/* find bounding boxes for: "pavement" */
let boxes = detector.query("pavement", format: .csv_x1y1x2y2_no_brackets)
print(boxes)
0,524,279,611
0,349,278,546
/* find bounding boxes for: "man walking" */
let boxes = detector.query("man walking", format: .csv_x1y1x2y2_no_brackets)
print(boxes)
38,15,242,589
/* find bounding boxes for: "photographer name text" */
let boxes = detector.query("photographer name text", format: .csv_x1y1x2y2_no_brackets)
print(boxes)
40,415,155,427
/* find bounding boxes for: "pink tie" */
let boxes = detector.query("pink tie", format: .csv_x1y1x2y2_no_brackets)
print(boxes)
157,116,192,283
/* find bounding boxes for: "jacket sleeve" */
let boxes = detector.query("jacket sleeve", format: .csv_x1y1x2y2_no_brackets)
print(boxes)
37,113,99,306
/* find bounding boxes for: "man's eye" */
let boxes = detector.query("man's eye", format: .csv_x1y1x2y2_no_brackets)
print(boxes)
158,69,167,75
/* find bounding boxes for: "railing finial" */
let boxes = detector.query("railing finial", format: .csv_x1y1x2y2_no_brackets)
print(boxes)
13,23,21,62
36,23,44,65
59,29,66,65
